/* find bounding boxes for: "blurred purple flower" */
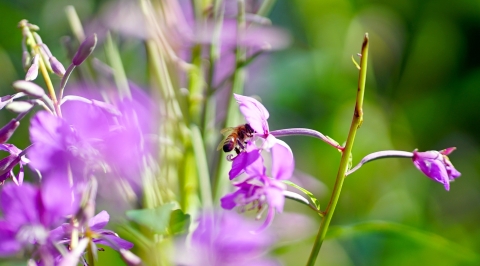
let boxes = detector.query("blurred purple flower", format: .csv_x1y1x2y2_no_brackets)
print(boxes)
412,147,461,191
29,88,156,189
0,143,29,184
0,177,78,262
28,110,100,181
175,210,278,266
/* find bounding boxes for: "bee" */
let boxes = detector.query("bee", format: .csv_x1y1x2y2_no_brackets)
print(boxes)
217,124,255,154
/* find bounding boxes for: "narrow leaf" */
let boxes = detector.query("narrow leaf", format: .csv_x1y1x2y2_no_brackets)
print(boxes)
283,180,321,210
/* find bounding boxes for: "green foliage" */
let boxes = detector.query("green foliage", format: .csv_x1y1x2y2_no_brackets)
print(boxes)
126,203,175,234
169,209,191,235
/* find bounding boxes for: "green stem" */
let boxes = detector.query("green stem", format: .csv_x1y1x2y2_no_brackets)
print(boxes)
306,33,369,266
213,0,246,202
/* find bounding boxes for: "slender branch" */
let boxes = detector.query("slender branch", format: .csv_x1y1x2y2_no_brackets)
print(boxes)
213,0,247,202
271,128,343,151
346,150,413,176
306,33,369,266
58,63,75,101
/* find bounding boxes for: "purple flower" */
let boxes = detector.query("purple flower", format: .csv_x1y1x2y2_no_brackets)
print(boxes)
412,147,461,191
0,178,79,262
230,94,294,179
222,141,292,230
175,210,278,266
0,144,29,184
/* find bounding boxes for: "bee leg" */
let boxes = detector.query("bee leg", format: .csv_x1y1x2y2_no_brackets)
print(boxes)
235,147,241,154
237,141,245,150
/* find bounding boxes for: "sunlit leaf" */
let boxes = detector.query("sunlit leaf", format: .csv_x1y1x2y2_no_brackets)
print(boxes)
126,203,175,234
169,209,191,235
283,180,320,210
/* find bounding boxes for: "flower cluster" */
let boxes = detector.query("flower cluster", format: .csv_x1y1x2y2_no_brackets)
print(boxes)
221,94,295,229
0,20,148,265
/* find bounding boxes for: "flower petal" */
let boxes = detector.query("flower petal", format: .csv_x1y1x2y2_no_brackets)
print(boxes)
413,157,450,190
94,234,134,250
234,94,269,135
1,183,40,225
0,221,22,256
89,211,110,231
270,138,294,180
229,143,263,180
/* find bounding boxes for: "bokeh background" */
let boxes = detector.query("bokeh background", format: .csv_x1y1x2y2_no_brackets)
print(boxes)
0,0,479,265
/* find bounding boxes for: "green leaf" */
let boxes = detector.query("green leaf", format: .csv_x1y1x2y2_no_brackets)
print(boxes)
283,180,321,210
327,220,479,263
126,203,175,234
169,209,191,235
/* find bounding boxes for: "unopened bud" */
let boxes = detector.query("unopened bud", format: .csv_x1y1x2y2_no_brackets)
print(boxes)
12,80,45,98
27,23,40,31
0,120,20,144
40,43,53,57
25,55,39,81
32,32,43,44
6,101,34,113
22,51,31,71
49,57,66,77
119,249,142,266
72,34,97,66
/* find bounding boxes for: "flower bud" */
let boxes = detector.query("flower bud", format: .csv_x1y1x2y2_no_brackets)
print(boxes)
0,120,20,144
27,22,40,31
25,55,39,81
72,34,97,66
22,51,31,71
12,80,45,98
49,56,66,77
40,43,53,57
6,101,34,113
32,32,43,44
412,148,461,191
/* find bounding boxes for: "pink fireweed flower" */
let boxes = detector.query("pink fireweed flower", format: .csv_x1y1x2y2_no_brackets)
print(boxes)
0,175,79,263
231,93,294,177
412,147,461,191
222,141,294,230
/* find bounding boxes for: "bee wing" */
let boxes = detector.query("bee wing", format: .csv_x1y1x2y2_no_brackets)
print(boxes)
217,128,235,151
216,138,226,151
220,127,235,136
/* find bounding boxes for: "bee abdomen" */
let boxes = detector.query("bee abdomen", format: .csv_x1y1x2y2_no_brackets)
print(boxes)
223,141,235,153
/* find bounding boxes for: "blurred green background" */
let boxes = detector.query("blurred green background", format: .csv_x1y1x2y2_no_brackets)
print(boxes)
0,0,479,265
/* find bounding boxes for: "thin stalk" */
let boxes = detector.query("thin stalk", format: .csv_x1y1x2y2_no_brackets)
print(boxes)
213,0,246,202
257,0,277,17
36,49,62,116
270,128,343,151
306,33,369,266
201,0,224,135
